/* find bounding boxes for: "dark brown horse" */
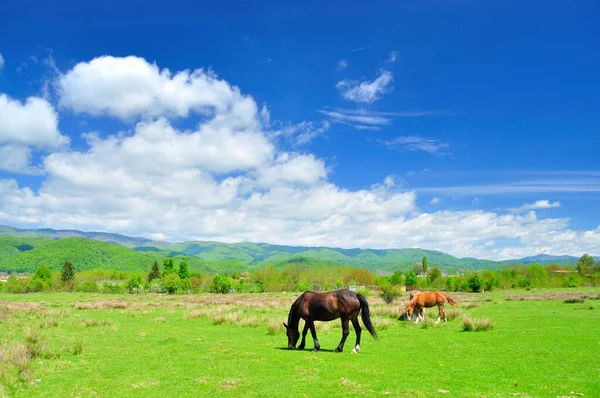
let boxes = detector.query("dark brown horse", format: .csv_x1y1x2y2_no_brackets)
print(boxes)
283,290,378,353
404,291,459,324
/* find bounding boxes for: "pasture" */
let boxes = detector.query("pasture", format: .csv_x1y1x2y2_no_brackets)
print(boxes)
1,289,599,397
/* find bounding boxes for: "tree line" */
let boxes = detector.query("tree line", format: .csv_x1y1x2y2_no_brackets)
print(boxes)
2,254,599,295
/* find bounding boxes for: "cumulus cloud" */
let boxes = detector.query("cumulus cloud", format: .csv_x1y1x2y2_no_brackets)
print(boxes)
337,59,348,70
336,70,393,104
430,197,441,205
0,54,598,261
518,200,561,211
0,145,42,175
0,94,69,149
59,55,259,122
0,54,4,69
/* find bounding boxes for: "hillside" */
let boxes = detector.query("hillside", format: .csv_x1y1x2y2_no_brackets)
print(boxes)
0,237,247,274
0,225,582,274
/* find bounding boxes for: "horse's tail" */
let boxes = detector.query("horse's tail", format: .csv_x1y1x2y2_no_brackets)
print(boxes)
357,294,379,341
445,294,459,307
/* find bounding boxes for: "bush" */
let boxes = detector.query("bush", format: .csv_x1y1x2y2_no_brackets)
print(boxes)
563,275,579,288
379,283,402,304
163,273,181,295
211,274,232,294
516,278,532,289
294,281,312,292
125,275,142,293
103,282,124,294
467,274,483,293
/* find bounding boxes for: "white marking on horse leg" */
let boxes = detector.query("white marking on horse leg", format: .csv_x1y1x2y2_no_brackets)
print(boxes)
351,344,360,354
436,316,440,324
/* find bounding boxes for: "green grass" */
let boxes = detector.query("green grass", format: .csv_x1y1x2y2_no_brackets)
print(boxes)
1,289,599,397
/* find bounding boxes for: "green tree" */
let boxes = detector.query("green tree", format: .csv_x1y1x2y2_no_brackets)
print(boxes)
148,260,161,282
211,274,232,294
163,273,181,295
389,270,404,286
379,282,402,304
576,254,594,276
60,260,75,288
405,270,418,288
163,259,176,275
422,256,428,273
125,275,142,293
467,273,483,293
178,261,190,280
427,267,441,282
33,264,52,287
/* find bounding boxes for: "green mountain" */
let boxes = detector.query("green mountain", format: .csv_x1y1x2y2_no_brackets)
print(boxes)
0,225,580,274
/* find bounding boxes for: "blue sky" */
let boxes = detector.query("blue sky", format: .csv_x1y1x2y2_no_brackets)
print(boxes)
0,1,599,259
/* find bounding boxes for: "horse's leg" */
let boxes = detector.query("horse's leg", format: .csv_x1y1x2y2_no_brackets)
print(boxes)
441,305,447,323
334,317,350,353
298,321,309,350
350,316,361,354
436,305,442,324
308,321,320,352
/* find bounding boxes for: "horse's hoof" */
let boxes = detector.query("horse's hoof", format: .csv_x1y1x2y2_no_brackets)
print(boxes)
298,345,305,350
311,348,319,353
333,348,342,353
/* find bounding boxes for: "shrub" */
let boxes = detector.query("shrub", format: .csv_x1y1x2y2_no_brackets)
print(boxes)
102,282,124,294
125,275,142,293
210,274,232,294
163,273,181,295
76,280,100,293
467,274,483,293
563,275,579,288
516,278,532,289
564,297,585,304
294,281,312,292
379,283,402,304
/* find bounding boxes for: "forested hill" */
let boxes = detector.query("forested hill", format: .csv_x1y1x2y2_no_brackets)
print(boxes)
0,225,580,274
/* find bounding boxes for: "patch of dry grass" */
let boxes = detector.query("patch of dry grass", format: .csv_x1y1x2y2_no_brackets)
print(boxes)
461,316,495,332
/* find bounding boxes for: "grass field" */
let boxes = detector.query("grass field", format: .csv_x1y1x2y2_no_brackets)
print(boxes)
1,289,599,397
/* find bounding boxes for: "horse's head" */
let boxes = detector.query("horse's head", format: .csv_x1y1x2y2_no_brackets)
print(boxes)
283,322,299,349
404,304,414,320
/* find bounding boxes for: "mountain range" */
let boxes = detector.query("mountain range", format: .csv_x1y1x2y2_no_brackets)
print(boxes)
0,225,582,274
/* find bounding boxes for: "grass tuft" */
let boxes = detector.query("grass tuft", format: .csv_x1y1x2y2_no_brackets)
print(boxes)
461,316,495,332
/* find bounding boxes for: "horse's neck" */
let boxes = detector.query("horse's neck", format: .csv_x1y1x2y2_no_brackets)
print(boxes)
288,302,300,328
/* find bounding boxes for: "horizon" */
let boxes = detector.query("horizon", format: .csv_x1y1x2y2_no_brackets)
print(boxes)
1,223,592,262
0,1,599,260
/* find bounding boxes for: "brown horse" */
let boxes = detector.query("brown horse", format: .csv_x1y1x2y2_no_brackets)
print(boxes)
404,291,458,324
407,290,422,320
284,290,378,353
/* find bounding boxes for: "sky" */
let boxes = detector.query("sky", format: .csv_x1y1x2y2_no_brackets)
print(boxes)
0,0,599,260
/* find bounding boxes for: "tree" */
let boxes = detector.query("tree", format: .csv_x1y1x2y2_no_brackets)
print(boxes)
422,256,428,273
125,275,142,293
163,259,176,275
211,274,232,294
379,282,402,304
413,263,423,275
467,273,483,293
163,273,181,295
33,264,52,286
576,254,594,276
427,267,441,282
61,260,75,288
148,261,161,282
389,270,404,286
343,268,375,286
178,261,190,280
405,270,418,289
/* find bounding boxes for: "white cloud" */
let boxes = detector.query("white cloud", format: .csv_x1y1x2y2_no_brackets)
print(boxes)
519,200,561,211
0,54,4,69
336,70,393,104
0,145,42,175
1,54,599,261
387,51,398,63
318,110,390,126
0,94,69,149
272,121,330,146
379,135,449,154
430,197,441,205
59,55,259,122
337,60,348,70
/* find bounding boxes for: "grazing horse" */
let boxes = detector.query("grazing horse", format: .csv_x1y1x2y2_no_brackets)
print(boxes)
404,291,459,324
407,290,422,320
283,290,378,353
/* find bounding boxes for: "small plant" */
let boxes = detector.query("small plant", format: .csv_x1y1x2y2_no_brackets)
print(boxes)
446,308,460,321
267,319,280,335
379,283,402,304
461,316,494,332
72,341,84,355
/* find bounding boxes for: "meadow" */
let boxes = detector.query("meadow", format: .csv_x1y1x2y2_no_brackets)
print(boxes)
1,288,599,397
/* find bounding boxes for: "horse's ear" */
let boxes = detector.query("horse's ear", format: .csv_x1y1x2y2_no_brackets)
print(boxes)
283,323,288,328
